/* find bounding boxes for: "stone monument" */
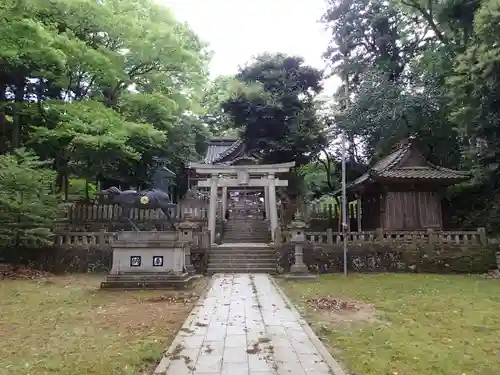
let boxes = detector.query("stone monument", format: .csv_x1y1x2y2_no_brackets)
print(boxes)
100,230,199,289
285,210,317,280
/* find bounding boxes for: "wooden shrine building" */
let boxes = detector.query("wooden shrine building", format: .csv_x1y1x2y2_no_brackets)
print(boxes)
335,137,470,231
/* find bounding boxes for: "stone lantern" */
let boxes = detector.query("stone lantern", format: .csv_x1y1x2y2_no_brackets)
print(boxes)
287,210,316,279
178,212,198,275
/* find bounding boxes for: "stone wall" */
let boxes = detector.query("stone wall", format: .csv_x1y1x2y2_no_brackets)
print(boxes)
0,245,208,274
277,243,499,274
0,245,112,273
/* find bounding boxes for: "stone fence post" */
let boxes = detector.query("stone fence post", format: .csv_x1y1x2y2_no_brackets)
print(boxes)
178,213,197,275
427,228,436,244
274,226,282,246
478,227,487,246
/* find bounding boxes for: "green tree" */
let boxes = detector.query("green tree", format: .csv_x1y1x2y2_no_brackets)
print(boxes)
450,0,500,182
118,92,211,193
322,0,500,234
297,160,339,201
199,76,237,135
322,0,467,167
222,53,327,166
443,0,500,233
29,100,166,195
336,69,462,167
0,149,62,247
0,0,210,196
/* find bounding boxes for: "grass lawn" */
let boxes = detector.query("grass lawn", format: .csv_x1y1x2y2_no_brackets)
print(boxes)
278,274,500,375
0,274,208,375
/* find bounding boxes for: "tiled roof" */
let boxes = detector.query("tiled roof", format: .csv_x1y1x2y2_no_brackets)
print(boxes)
212,139,243,164
375,166,469,180
203,137,240,164
332,137,469,195
349,145,408,187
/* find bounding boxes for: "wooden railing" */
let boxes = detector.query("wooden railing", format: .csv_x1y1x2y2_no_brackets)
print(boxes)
64,203,209,222
277,227,488,246
53,230,211,248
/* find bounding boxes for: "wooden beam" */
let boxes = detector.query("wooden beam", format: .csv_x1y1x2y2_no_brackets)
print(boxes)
197,178,288,188
188,161,296,175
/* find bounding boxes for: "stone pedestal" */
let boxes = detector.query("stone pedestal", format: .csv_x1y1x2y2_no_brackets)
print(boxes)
178,215,198,275
285,211,317,280
101,231,198,289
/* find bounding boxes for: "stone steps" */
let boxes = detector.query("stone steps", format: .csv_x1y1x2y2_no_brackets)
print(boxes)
101,274,201,289
224,231,269,235
207,262,275,272
223,237,269,243
223,223,270,242
210,255,276,261
207,267,276,274
209,262,275,268
208,244,276,274
224,229,269,234
209,249,274,256
224,232,268,237
222,227,270,243
224,232,269,238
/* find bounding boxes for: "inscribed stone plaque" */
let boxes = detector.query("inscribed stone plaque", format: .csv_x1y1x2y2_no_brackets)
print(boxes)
153,256,164,267
130,256,141,267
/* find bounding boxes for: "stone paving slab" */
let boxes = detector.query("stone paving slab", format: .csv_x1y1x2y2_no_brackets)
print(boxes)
154,274,345,375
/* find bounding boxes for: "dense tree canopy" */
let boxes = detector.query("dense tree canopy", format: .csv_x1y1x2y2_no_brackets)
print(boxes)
0,0,211,244
0,149,61,247
0,0,209,188
222,53,328,166
199,75,236,135
2,0,500,243
321,0,500,232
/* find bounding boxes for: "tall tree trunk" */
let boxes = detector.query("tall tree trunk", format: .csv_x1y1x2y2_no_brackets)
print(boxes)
64,172,69,201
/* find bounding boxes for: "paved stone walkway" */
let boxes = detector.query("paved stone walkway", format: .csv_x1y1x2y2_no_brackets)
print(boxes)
154,274,343,375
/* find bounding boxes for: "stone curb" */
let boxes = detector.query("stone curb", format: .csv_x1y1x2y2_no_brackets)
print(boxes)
153,275,216,375
270,276,347,375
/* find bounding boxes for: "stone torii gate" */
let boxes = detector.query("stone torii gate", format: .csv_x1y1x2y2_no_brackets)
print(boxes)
188,162,295,243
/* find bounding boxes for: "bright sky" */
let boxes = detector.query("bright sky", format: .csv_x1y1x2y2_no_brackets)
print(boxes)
158,0,340,96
